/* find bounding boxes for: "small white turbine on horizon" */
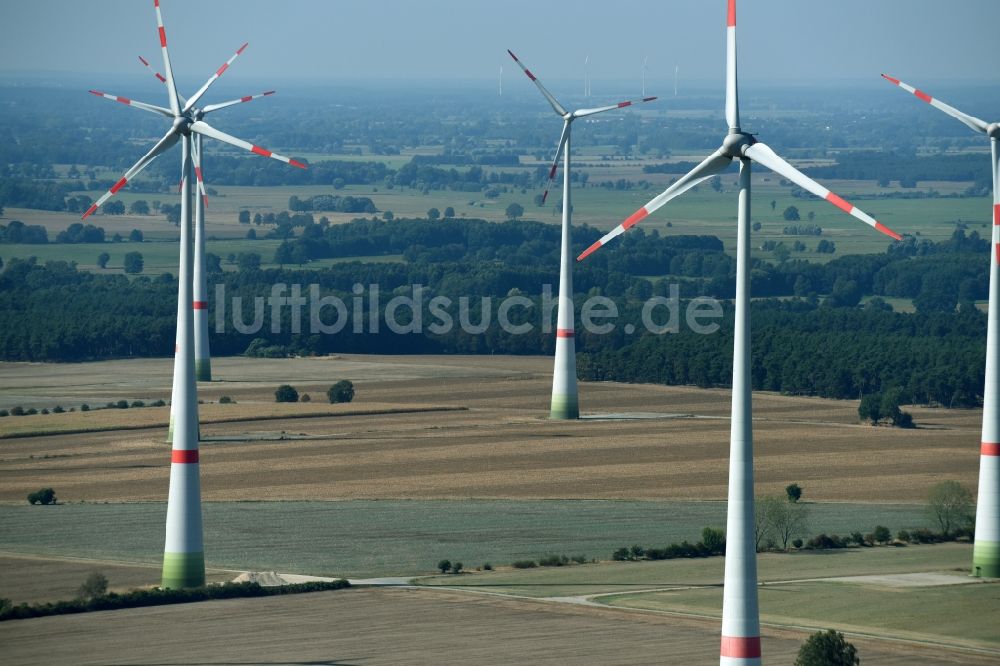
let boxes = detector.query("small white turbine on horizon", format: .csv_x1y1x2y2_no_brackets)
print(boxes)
578,1,903,662
507,49,656,420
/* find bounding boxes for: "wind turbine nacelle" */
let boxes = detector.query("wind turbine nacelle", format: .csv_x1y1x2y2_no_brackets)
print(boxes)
988,122,1000,139
722,131,754,158
173,116,194,134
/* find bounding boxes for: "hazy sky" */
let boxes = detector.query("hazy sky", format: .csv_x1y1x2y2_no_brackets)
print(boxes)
2,0,998,89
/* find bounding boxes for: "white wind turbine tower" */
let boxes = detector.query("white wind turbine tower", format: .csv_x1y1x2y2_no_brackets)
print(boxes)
674,64,679,97
578,1,902,661
85,0,305,588
882,72,1000,578
642,55,649,98
508,50,656,419
499,64,503,97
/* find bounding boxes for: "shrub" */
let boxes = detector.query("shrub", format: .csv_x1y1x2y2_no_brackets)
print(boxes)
701,527,726,555
11,406,24,416
218,396,234,404
482,563,493,571
539,554,570,567
275,385,299,403
80,404,90,412
910,528,942,544
511,560,537,569
437,559,451,574
873,525,892,545
27,488,57,505
52,406,64,414
40,408,49,415
786,483,803,502
300,394,311,403
896,530,911,543
327,380,355,404
612,547,630,561
795,629,859,666
116,400,129,409
570,555,587,564
130,400,145,408
77,573,108,600
0,409,8,417
150,399,166,407
629,545,646,560
450,561,463,574
849,532,866,546
25,408,37,415
792,538,803,549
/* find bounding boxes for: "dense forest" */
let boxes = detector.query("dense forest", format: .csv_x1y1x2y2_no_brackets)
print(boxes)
0,216,990,407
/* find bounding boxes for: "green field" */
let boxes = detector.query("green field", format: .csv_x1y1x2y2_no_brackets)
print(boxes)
0,500,935,579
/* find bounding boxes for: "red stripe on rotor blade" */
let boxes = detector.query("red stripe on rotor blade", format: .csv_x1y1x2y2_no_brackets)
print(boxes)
577,240,603,262
82,204,98,219
251,145,272,158
914,89,932,104
194,167,203,182
525,69,537,81
881,73,901,86
825,192,853,214
727,0,736,27
110,178,128,194
982,442,1000,456
202,194,209,207
171,449,199,464
289,159,307,169
263,91,275,96
642,96,657,102
993,203,999,226
237,43,248,55
116,96,131,104
549,164,557,179
216,63,229,77
617,101,632,108
159,27,167,47
622,207,649,230
139,56,150,66
541,190,550,204
192,301,207,310
241,96,252,102
556,329,574,338
156,73,166,82
721,636,761,659
874,222,903,241
89,90,103,97
154,0,160,7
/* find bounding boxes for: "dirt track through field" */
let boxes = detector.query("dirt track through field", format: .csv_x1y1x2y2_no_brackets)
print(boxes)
0,355,983,503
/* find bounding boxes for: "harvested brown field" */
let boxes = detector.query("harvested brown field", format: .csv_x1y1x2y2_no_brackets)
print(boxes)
0,586,991,666
0,354,982,503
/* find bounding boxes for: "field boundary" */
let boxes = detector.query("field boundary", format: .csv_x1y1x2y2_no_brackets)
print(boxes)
0,405,468,440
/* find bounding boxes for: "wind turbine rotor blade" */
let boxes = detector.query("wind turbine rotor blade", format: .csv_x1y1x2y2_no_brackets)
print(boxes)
82,130,180,219
153,0,181,116
183,43,249,114
541,122,570,204
578,150,733,261
201,90,275,114
139,55,188,107
191,135,208,208
88,89,172,117
190,120,307,169
574,96,658,118
506,49,568,117
745,142,902,241
881,74,989,135
725,0,739,130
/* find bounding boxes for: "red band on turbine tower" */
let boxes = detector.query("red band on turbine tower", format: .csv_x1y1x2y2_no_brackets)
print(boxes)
727,0,736,27
995,243,1000,266
193,301,207,310
172,449,199,464
993,203,999,226
721,636,761,659
982,442,1000,456
556,329,575,338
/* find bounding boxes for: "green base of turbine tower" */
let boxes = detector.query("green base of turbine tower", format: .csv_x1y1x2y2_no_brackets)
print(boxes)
161,551,205,589
973,540,1000,578
194,359,212,382
550,394,579,420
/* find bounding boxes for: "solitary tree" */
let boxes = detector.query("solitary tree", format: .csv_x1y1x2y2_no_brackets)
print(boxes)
759,495,809,550
786,483,802,503
27,488,57,505
123,251,143,274
327,380,355,404
505,202,525,221
427,207,441,221
77,572,108,600
444,206,455,219
97,252,110,269
795,630,859,666
437,559,451,574
783,205,800,221
129,229,143,243
274,385,299,403
927,480,974,538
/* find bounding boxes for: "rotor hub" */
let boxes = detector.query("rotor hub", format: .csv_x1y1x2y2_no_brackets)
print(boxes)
722,131,755,158
988,122,1000,140
173,115,194,135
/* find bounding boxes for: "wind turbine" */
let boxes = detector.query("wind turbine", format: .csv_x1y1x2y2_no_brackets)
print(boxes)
507,49,656,420
85,0,305,589
577,1,902,661
674,64,679,97
584,55,590,97
642,55,649,98
139,53,275,391
882,72,1000,578
499,63,503,97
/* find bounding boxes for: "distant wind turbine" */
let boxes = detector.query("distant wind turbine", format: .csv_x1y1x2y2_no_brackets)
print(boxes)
85,0,305,589
578,1,902,661
642,55,649,97
674,64,679,96
508,49,655,419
